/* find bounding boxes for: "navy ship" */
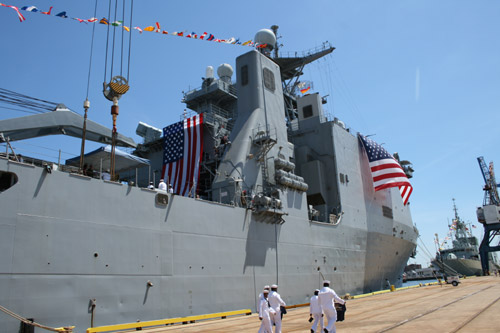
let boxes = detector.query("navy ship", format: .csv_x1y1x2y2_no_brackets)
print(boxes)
432,199,492,276
0,28,418,332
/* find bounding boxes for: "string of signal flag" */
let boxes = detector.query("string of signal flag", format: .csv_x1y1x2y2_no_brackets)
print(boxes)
0,2,269,48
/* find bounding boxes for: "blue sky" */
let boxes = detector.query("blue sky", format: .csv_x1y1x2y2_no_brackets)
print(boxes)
1,0,499,267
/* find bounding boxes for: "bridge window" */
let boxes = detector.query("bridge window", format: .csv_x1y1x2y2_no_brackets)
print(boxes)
302,105,313,118
241,65,248,86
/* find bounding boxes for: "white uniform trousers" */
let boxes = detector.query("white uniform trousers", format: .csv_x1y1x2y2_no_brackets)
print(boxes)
271,308,282,333
310,313,324,332
323,307,338,333
259,316,273,333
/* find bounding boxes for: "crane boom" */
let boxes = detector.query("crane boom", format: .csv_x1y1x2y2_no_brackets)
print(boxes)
477,156,500,205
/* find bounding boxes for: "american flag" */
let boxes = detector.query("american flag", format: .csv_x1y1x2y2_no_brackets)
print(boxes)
162,114,203,196
358,134,413,205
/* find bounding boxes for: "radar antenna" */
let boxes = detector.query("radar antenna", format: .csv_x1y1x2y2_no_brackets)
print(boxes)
266,26,335,121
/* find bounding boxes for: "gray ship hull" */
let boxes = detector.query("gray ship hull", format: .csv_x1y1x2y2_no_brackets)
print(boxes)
1,31,418,333
431,258,482,276
0,149,416,332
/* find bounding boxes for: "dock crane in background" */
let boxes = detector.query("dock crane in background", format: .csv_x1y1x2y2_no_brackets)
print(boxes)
477,156,500,275
477,157,500,205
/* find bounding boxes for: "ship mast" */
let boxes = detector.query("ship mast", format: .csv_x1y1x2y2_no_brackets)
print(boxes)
451,198,473,249
270,25,280,59
268,27,335,122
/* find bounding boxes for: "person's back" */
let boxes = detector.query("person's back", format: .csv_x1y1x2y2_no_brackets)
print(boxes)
309,290,323,333
310,294,321,314
319,281,345,333
319,286,335,309
268,285,286,333
268,290,285,309
102,170,111,181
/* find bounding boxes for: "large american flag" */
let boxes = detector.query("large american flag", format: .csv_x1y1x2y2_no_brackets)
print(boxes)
162,114,203,196
358,134,413,205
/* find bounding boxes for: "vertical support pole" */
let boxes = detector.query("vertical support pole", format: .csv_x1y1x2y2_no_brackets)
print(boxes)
275,223,279,284
110,97,119,180
100,158,103,179
79,99,90,172
479,223,500,275
480,227,490,275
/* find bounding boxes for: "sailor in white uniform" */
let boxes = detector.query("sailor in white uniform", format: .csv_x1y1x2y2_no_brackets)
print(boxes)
268,284,286,333
309,289,323,332
318,280,345,333
258,285,270,333
158,179,167,191
258,289,275,333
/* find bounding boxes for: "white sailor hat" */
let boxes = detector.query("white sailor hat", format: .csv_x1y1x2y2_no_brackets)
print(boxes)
271,284,278,288
315,289,320,292
263,289,269,294
264,285,270,290
323,280,330,285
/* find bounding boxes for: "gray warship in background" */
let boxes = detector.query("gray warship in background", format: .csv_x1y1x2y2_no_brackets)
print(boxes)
432,199,499,277
0,28,418,332
432,200,483,276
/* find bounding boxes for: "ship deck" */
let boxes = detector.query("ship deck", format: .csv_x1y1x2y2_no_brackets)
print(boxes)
99,275,500,333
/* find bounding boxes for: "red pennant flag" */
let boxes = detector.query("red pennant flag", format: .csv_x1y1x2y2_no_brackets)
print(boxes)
0,3,26,22
41,6,52,15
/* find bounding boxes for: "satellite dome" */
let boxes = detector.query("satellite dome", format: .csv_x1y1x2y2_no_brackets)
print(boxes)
254,29,276,50
217,63,233,83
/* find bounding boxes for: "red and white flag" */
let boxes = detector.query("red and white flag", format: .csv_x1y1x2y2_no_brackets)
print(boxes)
359,134,413,205
162,114,204,196
1,3,26,22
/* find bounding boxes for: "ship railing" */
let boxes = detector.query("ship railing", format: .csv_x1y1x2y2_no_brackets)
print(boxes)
1,152,66,170
277,42,333,59
0,152,113,179
287,111,334,136
183,79,237,99
180,105,235,132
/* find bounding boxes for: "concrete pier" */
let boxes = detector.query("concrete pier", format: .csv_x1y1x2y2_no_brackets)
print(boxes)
105,276,500,332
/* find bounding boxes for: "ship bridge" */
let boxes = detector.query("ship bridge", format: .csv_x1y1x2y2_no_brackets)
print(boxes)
183,65,238,133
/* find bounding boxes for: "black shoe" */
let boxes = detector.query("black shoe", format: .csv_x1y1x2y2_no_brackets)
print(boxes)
311,330,314,333
324,329,328,333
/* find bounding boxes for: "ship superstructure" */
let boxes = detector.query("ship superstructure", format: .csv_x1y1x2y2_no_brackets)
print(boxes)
0,28,418,332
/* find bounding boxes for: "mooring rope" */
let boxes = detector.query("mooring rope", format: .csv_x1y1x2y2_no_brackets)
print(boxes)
0,304,74,332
